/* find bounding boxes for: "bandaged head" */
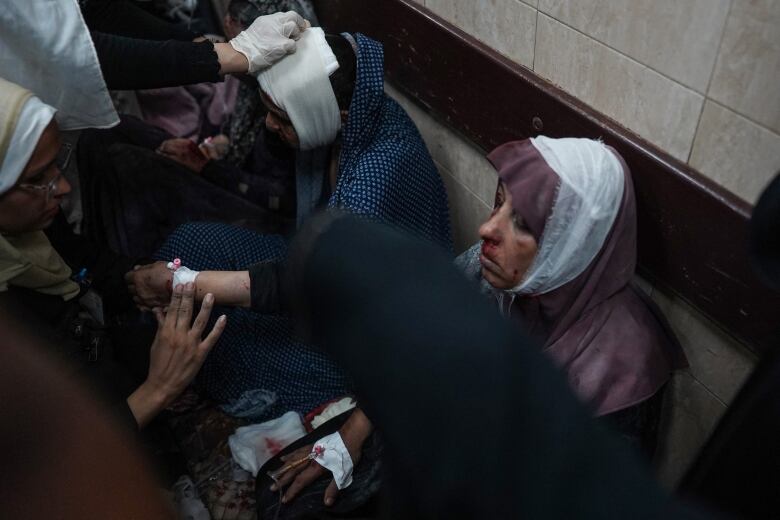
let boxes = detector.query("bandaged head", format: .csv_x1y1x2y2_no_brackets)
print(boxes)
496,136,625,295
257,27,341,150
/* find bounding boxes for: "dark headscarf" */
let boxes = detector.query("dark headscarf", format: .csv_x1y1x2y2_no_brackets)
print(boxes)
488,137,686,415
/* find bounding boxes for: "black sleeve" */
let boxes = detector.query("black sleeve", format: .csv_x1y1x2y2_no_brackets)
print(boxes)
248,261,285,314
91,31,221,89
81,0,198,41
45,213,138,317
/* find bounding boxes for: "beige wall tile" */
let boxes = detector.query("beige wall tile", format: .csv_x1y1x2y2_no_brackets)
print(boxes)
387,84,499,205
438,166,492,253
690,101,780,204
652,289,756,405
655,372,727,488
538,0,729,92
708,0,780,134
424,0,537,68
534,14,704,161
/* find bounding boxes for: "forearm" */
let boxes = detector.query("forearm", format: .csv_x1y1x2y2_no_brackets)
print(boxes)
214,42,249,75
340,407,373,452
194,270,252,307
126,381,168,429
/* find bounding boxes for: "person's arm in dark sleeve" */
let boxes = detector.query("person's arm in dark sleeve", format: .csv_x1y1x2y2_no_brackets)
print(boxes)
247,261,285,314
81,0,198,41
45,213,138,316
91,31,221,89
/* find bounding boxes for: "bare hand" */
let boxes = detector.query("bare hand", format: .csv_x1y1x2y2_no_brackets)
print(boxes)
156,138,209,173
145,282,226,406
125,261,173,311
270,408,372,506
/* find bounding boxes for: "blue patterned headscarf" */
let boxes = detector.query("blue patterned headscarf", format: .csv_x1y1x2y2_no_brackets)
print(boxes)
329,34,452,251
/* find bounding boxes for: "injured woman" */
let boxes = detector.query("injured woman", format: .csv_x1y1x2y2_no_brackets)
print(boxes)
456,136,688,456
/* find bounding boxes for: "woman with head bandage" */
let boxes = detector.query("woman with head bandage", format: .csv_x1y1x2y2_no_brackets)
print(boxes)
457,136,687,457
257,27,343,151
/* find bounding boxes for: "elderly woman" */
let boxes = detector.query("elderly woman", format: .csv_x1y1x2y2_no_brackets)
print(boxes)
457,136,687,454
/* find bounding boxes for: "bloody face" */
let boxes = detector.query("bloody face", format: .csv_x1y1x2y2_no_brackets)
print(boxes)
478,181,539,290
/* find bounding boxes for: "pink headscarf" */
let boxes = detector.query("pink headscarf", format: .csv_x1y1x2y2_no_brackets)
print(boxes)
488,137,686,416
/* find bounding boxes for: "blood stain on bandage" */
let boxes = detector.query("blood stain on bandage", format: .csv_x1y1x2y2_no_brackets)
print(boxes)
264,437,284,456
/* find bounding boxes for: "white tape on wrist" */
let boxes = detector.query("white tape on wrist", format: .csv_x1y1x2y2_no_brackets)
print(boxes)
167,260,200,288
311,432,354,489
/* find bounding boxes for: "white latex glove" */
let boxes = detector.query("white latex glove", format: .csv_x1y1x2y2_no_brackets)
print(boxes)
229,11,311,73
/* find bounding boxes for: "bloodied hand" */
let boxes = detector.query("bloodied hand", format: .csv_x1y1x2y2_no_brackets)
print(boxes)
270,408,373,506
125,261,173,311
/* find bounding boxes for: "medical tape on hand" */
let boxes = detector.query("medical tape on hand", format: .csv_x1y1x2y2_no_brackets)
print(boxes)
167,259,200,288
311,431,354,489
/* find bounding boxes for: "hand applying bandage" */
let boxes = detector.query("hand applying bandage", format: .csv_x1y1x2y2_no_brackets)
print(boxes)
229,11,311,73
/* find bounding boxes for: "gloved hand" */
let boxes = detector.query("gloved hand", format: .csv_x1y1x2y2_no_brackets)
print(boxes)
229,11,310,73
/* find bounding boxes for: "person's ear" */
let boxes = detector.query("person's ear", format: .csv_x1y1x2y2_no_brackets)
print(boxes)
340,110,349,124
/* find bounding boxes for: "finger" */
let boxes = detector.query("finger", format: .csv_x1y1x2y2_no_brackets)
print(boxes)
153,307,165,327
281,37,296,55
283,463,325,503
199,315,227,354
176,282,195,332
280,446,311,463
165,284,183,333
282,20,300,40
124,270,134,283
323,479,339,506
282,12,308,36
272,458,310,490
191,293,214,338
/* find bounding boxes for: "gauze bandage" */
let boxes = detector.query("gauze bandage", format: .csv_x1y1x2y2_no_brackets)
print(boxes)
167,259,200,288
257,27,341,151
311,431,354,489
515,136,625,295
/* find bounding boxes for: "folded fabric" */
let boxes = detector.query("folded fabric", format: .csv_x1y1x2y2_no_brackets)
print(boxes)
228,411,306,476
310,397,356,430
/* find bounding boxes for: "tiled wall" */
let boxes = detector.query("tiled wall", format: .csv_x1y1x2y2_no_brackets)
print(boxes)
414,0,780,205
394,0,773,487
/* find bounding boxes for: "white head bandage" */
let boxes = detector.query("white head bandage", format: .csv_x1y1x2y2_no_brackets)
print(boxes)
257,27,341,151
515,136,625,295
0,93,56,196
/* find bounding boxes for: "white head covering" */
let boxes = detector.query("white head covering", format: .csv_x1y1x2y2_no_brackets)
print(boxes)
257,27,341,151
0,0,118,130
0,95,56,195
514,136,625,295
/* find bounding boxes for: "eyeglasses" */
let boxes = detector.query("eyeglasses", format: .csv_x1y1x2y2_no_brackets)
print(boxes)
17,143,72,202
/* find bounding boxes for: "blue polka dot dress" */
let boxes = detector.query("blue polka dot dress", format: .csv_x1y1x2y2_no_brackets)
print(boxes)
156,33,452,421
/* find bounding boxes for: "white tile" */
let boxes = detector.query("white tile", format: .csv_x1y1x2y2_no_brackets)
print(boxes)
708,0,780,134
534,14,704,161
538,0,729,92
425,0,537,68
655,372,727,488
651,288,757,405
689,101,780,204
